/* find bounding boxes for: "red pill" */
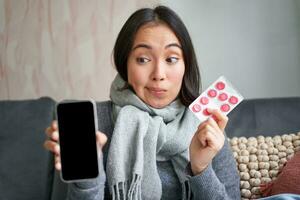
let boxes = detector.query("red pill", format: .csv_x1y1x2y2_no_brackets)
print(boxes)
220,104,230,112
200,97,209,105
218,93,228,101
203,108,210,116
192,104,201,112
229,96,238,104
215,81,225,90
207,89,217,98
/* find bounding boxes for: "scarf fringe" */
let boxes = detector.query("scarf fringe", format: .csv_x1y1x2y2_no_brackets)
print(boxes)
111,176,191,200
111,174,142,200
182,180,191,200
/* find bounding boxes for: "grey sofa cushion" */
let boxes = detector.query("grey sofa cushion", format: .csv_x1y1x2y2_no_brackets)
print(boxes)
226,97,300,137
0,97,56,200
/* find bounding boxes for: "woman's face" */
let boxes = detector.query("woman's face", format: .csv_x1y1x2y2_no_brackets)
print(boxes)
127,23,185,109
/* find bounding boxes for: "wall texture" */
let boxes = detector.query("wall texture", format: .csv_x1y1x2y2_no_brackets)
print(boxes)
161,0,300,99
1,0,299,101
0,0,158,101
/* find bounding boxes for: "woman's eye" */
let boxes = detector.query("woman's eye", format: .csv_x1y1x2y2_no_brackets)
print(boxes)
136,57,150,64
166,57,179,64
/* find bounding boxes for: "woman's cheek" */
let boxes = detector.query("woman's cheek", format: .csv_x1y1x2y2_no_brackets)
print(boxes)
128,70,147,91
168,68,184,86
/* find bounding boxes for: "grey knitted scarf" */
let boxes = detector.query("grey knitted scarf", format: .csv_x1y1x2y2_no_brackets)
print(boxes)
107,75,199,200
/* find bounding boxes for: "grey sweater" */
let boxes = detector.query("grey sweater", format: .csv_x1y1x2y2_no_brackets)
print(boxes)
66,101,241,200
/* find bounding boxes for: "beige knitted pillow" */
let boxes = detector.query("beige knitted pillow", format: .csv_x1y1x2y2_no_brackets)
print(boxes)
229,132,300,200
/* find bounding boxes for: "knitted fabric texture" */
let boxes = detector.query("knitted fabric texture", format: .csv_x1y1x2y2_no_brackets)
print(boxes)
229,132,300,200
107,75,199,200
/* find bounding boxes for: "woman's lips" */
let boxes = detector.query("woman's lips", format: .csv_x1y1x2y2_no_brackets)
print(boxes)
147,87,167,97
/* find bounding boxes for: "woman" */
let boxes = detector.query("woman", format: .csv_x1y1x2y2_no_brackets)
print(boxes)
44,5,240,200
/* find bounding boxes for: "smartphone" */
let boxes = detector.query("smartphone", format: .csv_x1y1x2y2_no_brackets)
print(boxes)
56,100,99,182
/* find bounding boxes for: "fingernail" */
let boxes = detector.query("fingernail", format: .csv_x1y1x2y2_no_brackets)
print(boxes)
55,145,60,153
55,162,61,171
53,121,58,129
207,108,214,113
212,115,218,121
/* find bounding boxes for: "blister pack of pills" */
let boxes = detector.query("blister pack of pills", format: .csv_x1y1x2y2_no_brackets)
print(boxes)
189,76,244,122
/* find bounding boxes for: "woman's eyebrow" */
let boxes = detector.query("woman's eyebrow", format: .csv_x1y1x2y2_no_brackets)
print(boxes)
132,43,152,51
132,43,182,51
165,43,182,49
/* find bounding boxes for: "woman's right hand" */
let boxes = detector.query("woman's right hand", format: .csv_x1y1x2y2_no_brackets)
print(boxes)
43,120,108,171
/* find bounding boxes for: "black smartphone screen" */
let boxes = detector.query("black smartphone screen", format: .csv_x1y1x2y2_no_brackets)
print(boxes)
56,101,99,181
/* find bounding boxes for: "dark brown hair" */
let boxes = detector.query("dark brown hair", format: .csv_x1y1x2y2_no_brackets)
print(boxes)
113,5,201,106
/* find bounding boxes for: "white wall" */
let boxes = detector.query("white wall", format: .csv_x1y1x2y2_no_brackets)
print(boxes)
161,0,300,99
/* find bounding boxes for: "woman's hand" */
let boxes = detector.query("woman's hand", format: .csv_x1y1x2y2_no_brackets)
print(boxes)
43,120,108,171
189,108,228,175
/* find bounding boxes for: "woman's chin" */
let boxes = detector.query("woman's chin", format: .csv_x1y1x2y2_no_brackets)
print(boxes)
146,100,169,109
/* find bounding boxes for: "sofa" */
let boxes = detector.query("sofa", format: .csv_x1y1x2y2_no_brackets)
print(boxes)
0,96,299,200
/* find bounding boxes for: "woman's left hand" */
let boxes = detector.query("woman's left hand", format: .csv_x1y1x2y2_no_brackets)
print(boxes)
189,108,228,175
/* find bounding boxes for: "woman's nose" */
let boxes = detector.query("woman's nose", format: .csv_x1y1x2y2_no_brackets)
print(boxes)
151,61,166,81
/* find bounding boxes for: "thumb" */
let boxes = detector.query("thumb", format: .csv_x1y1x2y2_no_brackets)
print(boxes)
96,131,108,149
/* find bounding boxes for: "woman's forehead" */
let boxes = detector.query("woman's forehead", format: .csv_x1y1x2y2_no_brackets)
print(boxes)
133,23,181,47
